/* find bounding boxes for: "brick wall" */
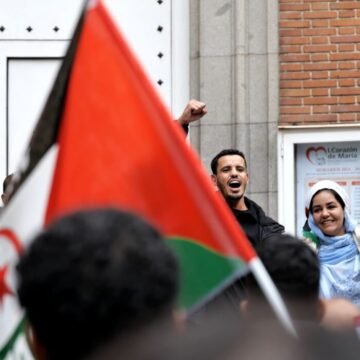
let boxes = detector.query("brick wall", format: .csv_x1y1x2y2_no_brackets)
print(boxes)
279,0,360,125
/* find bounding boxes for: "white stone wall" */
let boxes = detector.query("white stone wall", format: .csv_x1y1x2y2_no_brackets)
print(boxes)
190,0,280,219
0,0,189,185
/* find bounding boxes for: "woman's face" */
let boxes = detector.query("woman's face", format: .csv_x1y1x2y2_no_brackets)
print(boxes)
311,190,345,237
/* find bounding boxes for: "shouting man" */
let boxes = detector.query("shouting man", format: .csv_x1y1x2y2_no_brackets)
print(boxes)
210,149,284,248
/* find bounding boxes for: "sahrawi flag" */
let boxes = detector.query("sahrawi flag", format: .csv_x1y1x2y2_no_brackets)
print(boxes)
0,0,295,357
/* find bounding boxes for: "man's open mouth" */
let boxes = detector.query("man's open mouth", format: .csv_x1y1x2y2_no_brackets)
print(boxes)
228,180,241,189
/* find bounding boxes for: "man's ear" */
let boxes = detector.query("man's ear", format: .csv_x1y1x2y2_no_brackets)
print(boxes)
211,174,218,187
25,325,48,360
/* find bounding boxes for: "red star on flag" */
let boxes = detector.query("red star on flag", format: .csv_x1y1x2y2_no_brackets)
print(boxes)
0,265,14,305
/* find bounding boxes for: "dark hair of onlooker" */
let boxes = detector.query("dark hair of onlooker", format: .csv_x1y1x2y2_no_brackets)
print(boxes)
309,189,345,213
210,149,247,175
244,233,320,321
17,208,179,360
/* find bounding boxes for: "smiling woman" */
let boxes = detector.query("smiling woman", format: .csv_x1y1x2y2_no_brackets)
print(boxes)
303,180,360,308
311,190,346,237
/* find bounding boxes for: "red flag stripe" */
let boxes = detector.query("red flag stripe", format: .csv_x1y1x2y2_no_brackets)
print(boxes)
44,1,256,262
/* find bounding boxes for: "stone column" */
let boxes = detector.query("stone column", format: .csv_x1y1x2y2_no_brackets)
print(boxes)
190,0,280,219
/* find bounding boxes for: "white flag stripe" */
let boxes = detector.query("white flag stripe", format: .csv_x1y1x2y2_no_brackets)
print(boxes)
0,145,58,356
0,145,58,246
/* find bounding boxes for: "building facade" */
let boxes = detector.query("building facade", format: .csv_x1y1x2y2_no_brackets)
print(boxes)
0,0,189,182
190,0,280,219
190,0,360,234
2,1,360,358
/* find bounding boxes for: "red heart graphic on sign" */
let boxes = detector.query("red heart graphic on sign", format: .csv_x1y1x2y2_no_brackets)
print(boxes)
306,146,327,165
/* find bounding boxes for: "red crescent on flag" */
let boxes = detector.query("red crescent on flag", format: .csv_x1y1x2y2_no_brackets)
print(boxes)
0,228,22,304
0,266,14,303
0,228,22,253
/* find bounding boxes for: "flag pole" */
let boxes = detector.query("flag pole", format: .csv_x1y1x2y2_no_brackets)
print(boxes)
249,257,297,337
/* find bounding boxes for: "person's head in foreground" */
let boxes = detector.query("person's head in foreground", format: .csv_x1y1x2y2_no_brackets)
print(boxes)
243,233,360,334
17,208,179,360
242,233,321,323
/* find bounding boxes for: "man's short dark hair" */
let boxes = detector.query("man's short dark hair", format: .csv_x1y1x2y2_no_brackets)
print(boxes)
210,149,247,174
17,208,179,360
258,234,319,299
245,234,320,320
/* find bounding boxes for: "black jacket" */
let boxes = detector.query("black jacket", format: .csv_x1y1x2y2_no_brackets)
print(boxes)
190,197,284,318
231,197,284,249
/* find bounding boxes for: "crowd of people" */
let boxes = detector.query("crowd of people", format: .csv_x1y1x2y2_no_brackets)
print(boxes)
2,100,360,359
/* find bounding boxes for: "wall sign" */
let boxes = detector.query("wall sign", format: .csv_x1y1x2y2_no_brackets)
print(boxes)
296,141,360,235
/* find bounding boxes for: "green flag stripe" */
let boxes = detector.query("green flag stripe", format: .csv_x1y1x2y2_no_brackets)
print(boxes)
0,318,26,360
303,230,320,248
167,237,245,310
